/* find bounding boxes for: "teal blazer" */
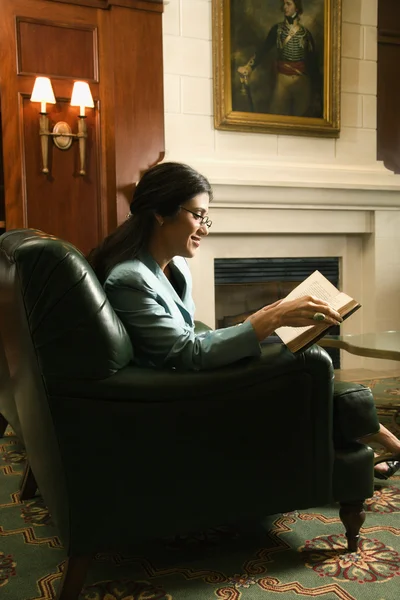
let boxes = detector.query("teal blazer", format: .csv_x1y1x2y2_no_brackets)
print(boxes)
104,252,261,370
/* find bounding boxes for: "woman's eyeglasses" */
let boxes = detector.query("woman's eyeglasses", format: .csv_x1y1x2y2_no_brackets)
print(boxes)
180,206,212,229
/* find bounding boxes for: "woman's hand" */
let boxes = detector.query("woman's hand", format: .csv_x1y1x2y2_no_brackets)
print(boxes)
245,295,343,342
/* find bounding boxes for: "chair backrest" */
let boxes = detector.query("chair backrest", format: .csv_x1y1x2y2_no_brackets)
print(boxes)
0,229,133,383
0,229,133,540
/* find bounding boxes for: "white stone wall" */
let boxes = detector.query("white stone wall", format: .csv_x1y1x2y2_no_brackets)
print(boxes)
162,0,400,371
162,0,391,185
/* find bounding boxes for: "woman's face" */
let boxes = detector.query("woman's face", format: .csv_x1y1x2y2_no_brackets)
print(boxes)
283,0,297,17
159,192,211,259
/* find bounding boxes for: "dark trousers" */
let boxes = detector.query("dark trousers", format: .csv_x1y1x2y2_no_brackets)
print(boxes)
262,338,380,447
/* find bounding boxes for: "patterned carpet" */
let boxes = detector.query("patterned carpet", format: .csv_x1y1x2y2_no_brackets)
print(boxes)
1,378,400,600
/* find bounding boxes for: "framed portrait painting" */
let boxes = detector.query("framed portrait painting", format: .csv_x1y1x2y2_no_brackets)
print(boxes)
212,0,342,137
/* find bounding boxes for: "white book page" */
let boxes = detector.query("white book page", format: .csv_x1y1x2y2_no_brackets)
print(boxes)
274,271,349,344
279,270,339,303
330,291,353,310
276,323,314,344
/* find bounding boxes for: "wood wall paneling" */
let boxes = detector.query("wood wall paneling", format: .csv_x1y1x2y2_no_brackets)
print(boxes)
109,0,163,11
0,0,165,250
0,0,104,237
17,18,98,81
377,41,400,173
0,1,23,230
112,5,165,223
378,0,400,32
377,0,400,174
0,111,4,223
49,0,163,11
97,7,118,235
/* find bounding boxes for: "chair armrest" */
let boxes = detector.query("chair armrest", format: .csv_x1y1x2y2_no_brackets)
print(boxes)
47,343,333,403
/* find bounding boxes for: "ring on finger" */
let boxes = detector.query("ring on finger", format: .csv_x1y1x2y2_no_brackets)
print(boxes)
313,312,326,322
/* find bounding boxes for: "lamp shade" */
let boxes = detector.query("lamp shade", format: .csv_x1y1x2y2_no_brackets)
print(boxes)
30,77,56,104
70,81,94,110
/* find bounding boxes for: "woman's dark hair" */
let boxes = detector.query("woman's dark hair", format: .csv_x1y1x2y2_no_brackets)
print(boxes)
87,162,213,285
282,0,303,16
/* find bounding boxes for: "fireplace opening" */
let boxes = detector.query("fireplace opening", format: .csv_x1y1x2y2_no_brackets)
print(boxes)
214,257,340,368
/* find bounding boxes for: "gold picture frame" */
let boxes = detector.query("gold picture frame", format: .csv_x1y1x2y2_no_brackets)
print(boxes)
213,0,342,137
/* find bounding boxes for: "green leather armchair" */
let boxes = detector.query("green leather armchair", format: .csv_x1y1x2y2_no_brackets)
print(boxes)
0,229,375,600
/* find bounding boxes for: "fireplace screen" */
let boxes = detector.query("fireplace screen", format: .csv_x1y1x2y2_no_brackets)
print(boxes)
214,257,340,367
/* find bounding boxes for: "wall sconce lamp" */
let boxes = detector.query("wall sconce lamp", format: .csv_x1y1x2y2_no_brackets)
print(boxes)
30,77,56,174
30,77,94,176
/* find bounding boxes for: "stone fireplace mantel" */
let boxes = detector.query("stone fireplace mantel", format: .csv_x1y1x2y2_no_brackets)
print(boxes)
189,178,400,372
212,182,400,210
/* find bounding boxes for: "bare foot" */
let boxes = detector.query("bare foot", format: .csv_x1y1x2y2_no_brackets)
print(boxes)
374,457,390,476
374,452,400,478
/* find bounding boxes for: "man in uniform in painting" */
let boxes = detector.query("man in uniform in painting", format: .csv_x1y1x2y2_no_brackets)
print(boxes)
238,0,321,117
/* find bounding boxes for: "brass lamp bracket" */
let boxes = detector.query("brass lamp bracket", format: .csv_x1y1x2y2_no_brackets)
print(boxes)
38,114,89,175
31,78,94,176
51,122,74,150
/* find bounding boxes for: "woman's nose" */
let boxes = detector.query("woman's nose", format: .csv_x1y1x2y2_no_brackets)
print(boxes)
198,223,209,236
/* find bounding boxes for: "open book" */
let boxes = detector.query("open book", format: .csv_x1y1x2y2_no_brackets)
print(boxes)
274,270,361,353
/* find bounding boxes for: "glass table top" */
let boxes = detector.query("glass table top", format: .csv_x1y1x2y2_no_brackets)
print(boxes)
319,331,400,361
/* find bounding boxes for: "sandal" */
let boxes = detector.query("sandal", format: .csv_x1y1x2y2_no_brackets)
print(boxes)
374,460,400,480
374,452,400,467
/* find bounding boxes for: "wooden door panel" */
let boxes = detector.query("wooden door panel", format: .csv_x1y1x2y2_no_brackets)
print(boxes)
377,0,400,174
377,43,400,174
17,18,98,80
0,0,104,246
112,5,165,222
0,0,165,247
0,113,4,225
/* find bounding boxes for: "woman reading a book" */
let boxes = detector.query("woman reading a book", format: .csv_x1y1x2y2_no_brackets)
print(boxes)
88,161,400,480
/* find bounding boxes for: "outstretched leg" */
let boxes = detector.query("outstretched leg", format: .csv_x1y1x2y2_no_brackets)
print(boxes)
359,423,400,477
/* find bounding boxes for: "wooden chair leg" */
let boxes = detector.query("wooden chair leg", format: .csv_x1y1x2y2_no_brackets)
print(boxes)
19,463,38,501
0,413,8,437
56,555,92,600
339,501,366,552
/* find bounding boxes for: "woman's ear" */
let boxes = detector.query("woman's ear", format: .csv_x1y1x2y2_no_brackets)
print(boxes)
154,213,164,227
